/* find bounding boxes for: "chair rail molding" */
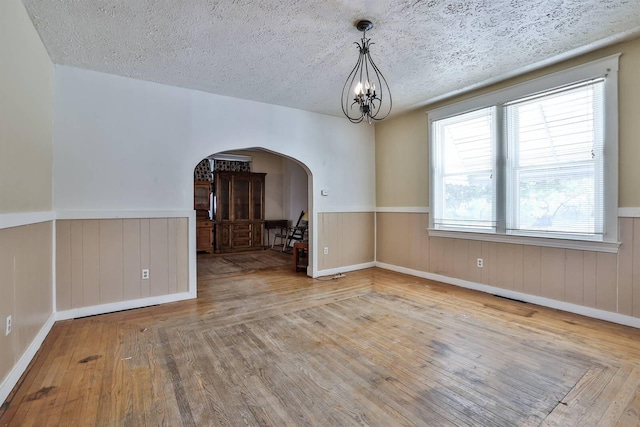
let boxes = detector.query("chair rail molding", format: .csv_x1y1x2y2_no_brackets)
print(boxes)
0,211,54,229
618,207,640,217
376,207,430,213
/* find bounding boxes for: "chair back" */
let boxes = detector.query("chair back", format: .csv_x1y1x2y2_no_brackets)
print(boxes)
293,210,305,227
290,211,308,241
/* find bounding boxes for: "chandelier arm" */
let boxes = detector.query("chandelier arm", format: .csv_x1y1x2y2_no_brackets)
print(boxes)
357,45,366,96
350,54,365,105
347,99,364,123
341,51,365,119
366,55,392,120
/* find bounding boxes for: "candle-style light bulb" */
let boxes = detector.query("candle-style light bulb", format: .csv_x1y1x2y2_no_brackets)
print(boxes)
355,82,363,95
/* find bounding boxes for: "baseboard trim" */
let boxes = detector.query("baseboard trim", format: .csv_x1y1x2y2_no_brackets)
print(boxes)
55,292,196,321
315,261,375,278
0,211,54,229
0,313,56,405
375,262,640,329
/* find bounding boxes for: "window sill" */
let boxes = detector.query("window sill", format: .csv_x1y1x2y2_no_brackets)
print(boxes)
427,229,621,253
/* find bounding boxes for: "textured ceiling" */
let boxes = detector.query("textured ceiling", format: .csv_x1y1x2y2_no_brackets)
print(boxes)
22,0,640,118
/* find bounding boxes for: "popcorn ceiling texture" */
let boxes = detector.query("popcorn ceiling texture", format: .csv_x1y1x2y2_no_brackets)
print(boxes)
22,0,640,117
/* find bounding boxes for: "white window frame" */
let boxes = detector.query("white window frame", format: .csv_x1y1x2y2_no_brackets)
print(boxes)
427,55,620,253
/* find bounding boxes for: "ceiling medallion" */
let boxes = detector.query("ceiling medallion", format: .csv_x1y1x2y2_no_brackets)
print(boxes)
341,20,392,124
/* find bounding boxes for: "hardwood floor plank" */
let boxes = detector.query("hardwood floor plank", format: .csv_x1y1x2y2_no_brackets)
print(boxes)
618,383,640,426
157,328,196,427
2,256,640,426
598,368,640,426
540,366,625,426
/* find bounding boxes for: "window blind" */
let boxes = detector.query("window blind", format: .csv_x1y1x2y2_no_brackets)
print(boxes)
505,80,604,238
433,107,496,231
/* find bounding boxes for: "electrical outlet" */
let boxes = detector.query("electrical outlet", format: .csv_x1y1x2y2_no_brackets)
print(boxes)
6,315,11,336
323,247,329,255
142,269,150,280
477,258,484,268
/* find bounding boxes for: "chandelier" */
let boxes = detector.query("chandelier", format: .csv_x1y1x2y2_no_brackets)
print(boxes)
341,20,392,124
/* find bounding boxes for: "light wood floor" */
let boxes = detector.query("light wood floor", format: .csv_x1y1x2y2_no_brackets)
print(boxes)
2,257,640,426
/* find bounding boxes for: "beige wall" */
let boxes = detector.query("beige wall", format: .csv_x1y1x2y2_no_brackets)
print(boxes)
0,0,54,213
0,0,54,399
377,213,640,319
317,212,374,270
376,36,640,207
375,110,429,208
0,222,53,385
56,218,189,311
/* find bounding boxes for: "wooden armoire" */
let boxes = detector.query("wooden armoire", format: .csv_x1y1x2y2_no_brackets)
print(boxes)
194,181,213,253
213,171,266,253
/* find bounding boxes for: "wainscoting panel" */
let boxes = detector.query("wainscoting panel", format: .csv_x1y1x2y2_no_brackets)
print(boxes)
596,252,618,312
563,249,583,306
123,219,142,301
540,247,565,302
0,221,53,387
82,219,100,306
149,218,169,297
618,217,640,318
376,212,639,320
317,212,374,271
375,212,402,267
99,220,124,304
56,218,188,311
633,219,640,318
583,251,598,308
522,245,541,296
376,212,429,272
71,220,84,308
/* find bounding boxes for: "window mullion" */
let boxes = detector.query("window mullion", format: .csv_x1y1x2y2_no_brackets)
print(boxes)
495,105,506,234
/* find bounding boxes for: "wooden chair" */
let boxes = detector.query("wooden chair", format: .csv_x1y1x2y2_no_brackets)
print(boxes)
284,214,308,251
271,224,289,251
272,210,308,252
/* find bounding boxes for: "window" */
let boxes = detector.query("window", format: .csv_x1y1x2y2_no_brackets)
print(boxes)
429,55,619,248
433,107,496,231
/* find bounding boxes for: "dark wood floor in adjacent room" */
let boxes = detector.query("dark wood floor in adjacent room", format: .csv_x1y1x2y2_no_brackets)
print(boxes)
2,251,640,426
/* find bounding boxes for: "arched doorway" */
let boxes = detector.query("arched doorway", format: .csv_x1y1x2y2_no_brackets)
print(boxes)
192,147,313,282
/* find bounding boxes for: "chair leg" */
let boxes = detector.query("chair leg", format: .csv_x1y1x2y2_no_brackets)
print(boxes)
270,227,288,251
